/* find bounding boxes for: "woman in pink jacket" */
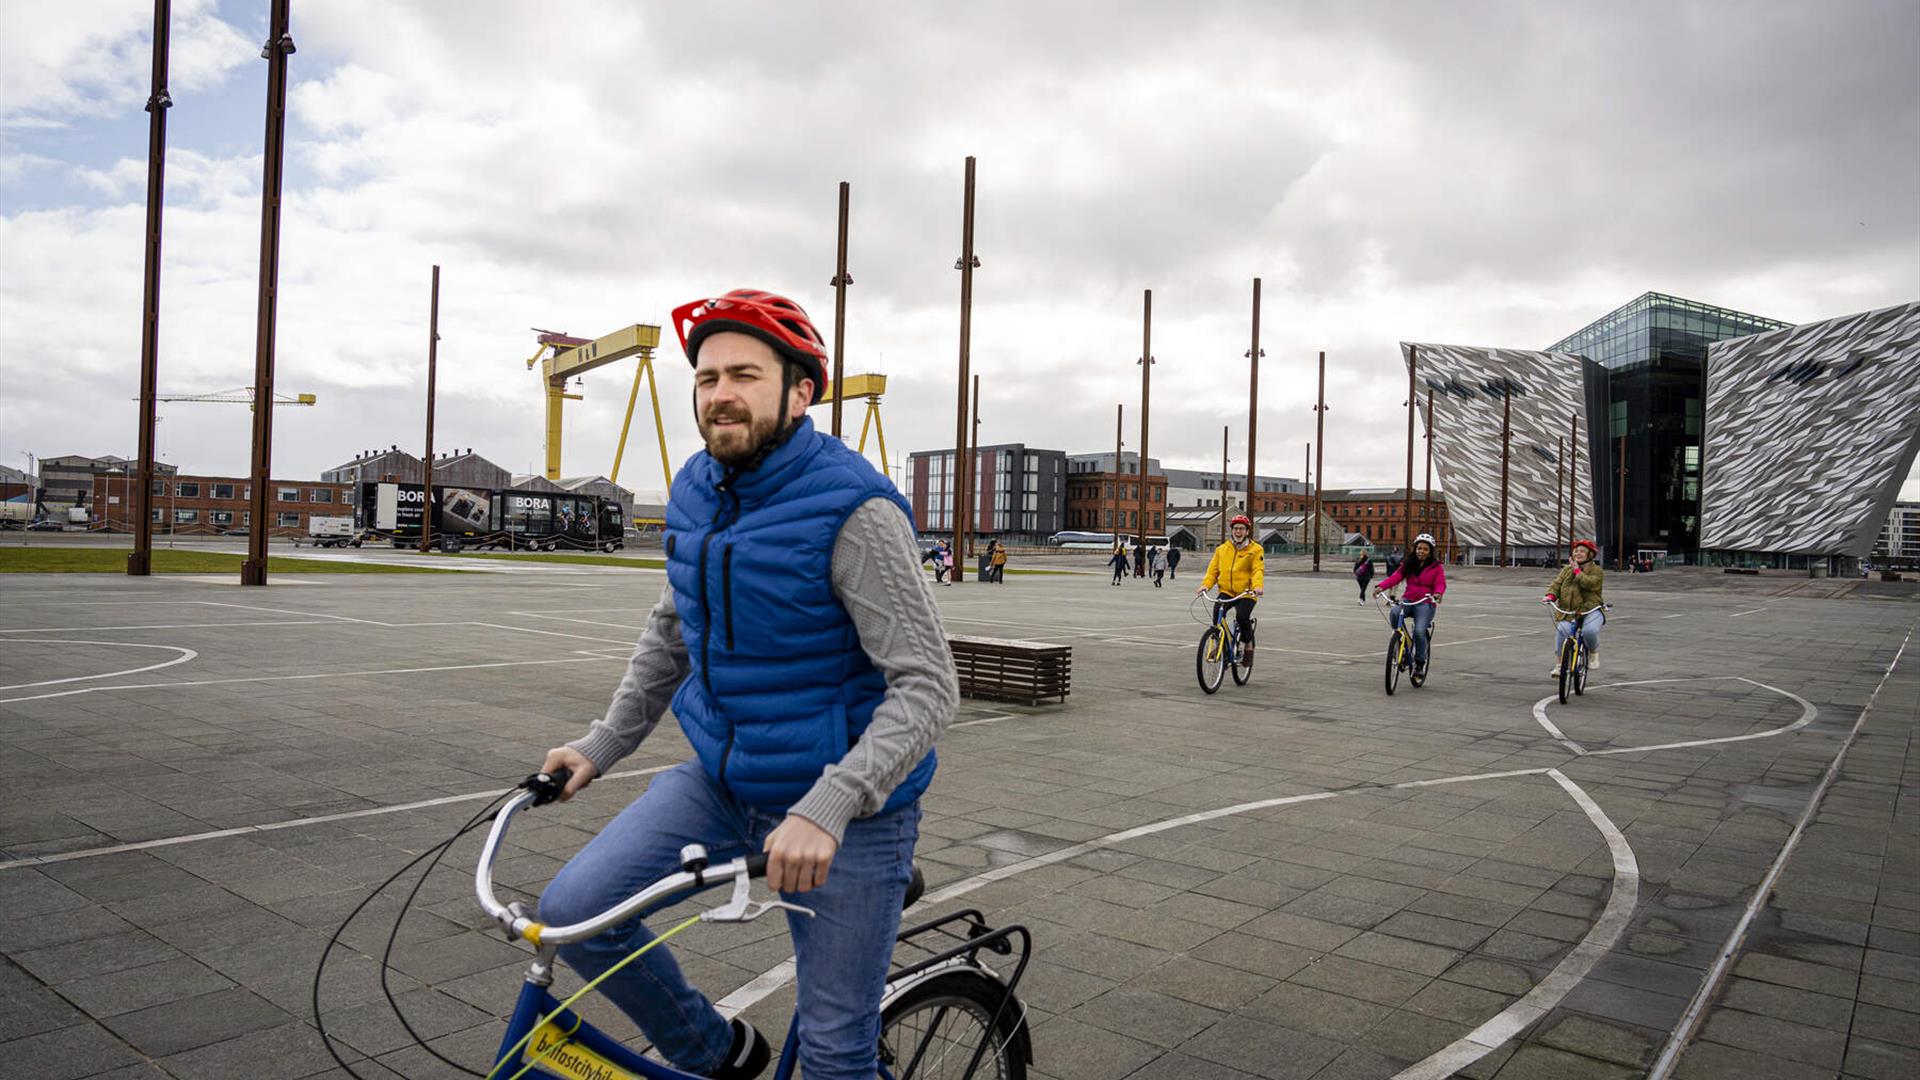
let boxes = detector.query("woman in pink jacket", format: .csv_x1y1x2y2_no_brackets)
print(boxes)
1372,533,1446,677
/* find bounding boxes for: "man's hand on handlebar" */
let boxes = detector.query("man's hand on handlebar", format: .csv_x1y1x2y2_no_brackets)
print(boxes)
763,815,839,894
539,747,599,801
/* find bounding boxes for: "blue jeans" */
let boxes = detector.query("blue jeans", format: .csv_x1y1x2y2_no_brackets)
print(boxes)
1391,601,1435,664
539,761,920,1079
1555,608,1604,658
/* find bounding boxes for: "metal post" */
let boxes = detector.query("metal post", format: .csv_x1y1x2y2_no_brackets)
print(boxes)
1221,425,1230,547
970,372,981,559
1568,410,1580,551
1617,433,1627,569
1422,388,1434,541
1404,345,1417,556
129,0,172,576
1113,403,1122,543
1136,289,1153,576
950,156,976,582
419,265,440,554
1498,384,1512,567
241,0,293,586
1245,277,1261,516
830,180,850,438
1313,351,1326,571
1556,435,1566,557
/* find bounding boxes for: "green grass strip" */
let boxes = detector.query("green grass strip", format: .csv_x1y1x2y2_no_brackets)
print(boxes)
448,551,666,569
0,548,456,574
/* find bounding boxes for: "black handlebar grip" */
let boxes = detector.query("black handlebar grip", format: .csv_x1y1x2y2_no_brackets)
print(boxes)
744,853,769,878
525,767,572,807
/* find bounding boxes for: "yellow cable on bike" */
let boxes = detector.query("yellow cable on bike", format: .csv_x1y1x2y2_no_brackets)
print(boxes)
485,914,704,1080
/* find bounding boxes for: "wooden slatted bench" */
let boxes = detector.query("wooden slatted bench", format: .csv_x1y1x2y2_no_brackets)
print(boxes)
948,635,1071,706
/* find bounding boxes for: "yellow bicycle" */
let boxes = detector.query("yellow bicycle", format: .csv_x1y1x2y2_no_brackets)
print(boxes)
1376,592,1437,695
1194,589,1257,694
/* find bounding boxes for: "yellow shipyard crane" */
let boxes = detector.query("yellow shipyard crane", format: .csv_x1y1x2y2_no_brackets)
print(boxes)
525,324,672,488
815,373,891,474
147,387,317,409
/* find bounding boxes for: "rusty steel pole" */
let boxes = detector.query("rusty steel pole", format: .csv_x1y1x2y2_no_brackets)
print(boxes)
1245,278,1261,515
970,372,981,559
1498,384,1512,567
1422,388,1434,542
1221,425,1230,547
1556,435,1566,557
1568,410,1580,551
1404,345,1417,555
830,180,850,438
241,0,293,586
950,156,977,581
1313,351,1326,571
1113,403,1123,540
419,265,440,553
129,0,172,576
1136,289,1153,575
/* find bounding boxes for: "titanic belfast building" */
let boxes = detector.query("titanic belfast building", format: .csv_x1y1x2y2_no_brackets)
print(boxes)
1405,292,1920,570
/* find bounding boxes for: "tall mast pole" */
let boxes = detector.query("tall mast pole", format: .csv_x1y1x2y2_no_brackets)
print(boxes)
1498,384,1512,567
241,0,293,586
1135,289,1153,575
1422,388,1434,544
950,156,977,581
1404,345,1417,555
1113,403,1122,541
1245,278,1261,515
418,265,440,554
830,181,850,438
1313,351,1326,572
1221,425,1230,547
1556,435,1567,557
1568,410,1580,551
971,372,981,555
129,0,172,576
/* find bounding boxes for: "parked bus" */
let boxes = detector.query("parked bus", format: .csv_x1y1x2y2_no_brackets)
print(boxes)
356,482,625,552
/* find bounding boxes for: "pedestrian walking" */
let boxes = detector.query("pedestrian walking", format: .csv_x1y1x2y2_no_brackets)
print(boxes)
931,540,950,584
990,542,1008,583
1166,546,1182,579
1353,551,1374,604
940,543,954,585
1385,548,1403,576
1108,545,1129,586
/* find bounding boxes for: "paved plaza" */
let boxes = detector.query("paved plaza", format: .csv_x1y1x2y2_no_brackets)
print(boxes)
0,562,1914,1079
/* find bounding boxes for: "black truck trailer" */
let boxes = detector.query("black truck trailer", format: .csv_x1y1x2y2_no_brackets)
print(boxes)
356,481,626,552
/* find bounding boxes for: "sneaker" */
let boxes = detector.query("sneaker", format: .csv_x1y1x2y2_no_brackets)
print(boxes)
1415,661,1428,677
1588,657,1599,671
1550,666,1562,677
709,1017,769,1080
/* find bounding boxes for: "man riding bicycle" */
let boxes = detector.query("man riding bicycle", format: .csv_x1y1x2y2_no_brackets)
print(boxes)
1372,532,1446,677
535,289,957,1080
1197,514,1264,654
1546,538,1606,676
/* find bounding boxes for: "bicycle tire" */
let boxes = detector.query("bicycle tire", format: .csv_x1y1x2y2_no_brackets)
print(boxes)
1197,627,1226,694
1558,641,1574,705
879,968,1029,1080
1230,633,1253,686
1573,648,1588,696
1384,633,1402,696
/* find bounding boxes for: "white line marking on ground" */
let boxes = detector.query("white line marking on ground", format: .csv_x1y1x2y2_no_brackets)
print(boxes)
0,620,333,634
1661,613,1686,619
1530,676,1818,757
1728,607,1769,618
1646,627,1911,1079
1395,769,1640,1080
0,653,617,704
0,639,199,691
509,612,646,632
0,764,677,871
950,713,1020,729
471,622,636,647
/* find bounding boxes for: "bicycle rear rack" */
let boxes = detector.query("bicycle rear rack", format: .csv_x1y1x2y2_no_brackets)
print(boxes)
889,908,1034,1067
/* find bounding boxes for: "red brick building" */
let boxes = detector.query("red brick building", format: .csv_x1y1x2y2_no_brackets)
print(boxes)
91,474,352,536
1063,471,1168,535
1319,487,1453,554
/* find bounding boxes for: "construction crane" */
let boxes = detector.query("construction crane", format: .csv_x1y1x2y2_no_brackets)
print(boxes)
815,373,890,477
141,387,317,410
525,324,672,488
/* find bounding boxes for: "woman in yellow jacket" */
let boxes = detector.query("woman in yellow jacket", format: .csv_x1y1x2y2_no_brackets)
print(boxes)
1198,514,1265,653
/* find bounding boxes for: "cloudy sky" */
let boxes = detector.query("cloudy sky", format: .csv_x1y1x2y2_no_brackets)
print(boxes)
3,1,1916,503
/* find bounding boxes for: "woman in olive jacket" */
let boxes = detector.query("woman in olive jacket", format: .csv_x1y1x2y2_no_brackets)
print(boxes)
1544,539,1606,676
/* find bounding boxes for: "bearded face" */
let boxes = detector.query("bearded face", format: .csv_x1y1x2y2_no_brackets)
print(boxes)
692,332,810,467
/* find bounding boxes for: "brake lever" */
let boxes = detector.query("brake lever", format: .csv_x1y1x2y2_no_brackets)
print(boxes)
702,869,816,923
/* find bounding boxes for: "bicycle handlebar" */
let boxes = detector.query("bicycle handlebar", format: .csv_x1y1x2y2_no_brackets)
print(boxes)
475,773,770,948
1377,592,1438,605
1201,589,1258,602
1542,599,1613,617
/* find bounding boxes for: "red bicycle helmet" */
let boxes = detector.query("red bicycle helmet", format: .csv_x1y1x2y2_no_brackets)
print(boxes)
1571,538,1598,556
1229,514,1253,530
671,289,830,404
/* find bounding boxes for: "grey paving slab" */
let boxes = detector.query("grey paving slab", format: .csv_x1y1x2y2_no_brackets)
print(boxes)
0,567,1913,1078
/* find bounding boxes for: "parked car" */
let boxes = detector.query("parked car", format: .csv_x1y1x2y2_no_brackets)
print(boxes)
25,520,64,531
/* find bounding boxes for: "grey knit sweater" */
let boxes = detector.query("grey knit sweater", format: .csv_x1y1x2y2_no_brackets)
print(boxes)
567,496,958,841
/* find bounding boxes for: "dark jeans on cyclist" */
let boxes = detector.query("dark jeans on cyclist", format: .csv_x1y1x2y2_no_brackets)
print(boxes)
539,761,920,1079
1391,600,1435,666
1215,597,1257,648
1555,608,1603,658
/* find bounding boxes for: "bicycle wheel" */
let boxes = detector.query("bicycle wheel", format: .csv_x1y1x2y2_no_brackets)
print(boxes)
1573,646,1589,696
1196,627,1226,694
1230,628,1254,685
879,968,1029,1080
1557,640,1575,705
1384,632,1402,696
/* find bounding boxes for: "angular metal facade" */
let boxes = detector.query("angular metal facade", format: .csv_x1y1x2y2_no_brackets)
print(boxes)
1699,302,1920,558
1401,344,1602,551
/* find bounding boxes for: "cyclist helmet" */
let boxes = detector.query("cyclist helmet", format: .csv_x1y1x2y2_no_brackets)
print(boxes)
1571,538,1598,556
1229,514,1253,531
1413,532,1437,549
671,289,831,404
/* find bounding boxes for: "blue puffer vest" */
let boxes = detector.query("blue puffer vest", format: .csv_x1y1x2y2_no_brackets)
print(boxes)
664,417,935,814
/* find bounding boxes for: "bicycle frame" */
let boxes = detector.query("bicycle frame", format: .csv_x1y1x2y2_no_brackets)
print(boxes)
1197,590,1255,658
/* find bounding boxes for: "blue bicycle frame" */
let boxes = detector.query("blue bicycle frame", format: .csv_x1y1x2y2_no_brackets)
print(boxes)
492,985,817,1080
